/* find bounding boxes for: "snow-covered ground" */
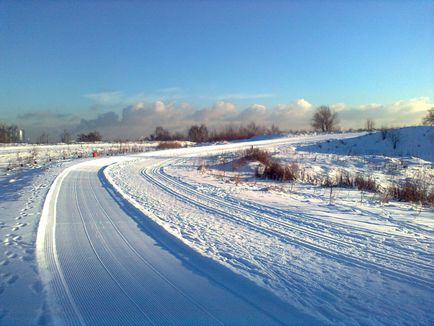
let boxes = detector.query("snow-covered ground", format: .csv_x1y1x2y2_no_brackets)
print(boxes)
106,129,434,325
0,142,156,171
300,126,434,162
1,129,432,325
0,159,85,324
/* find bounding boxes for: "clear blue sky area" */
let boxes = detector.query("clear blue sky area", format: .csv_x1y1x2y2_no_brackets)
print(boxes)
0,0,433,118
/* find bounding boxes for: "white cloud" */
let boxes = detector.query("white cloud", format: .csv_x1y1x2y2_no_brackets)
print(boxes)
238,104,268,121
331,102,347,112
17,96,432,141
340,97,433,128
193,101,237,121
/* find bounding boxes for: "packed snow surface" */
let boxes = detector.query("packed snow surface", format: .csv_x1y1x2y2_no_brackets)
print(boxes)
107,130,434,325
36,157,311,325
0,160,81,324
300,126,434,162
1,129,433,325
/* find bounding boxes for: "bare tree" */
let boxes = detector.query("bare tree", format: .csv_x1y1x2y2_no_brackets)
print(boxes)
152,126,172,141
37,132,49,144
77,131,102,142
61,130,72,144
188,124,209,143
0,123,21,143
365,118,375,131
388,129,400,150
311,106,339,132
422,107,434,125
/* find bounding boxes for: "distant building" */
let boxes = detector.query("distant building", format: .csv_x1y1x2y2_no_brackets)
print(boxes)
0,123,25,143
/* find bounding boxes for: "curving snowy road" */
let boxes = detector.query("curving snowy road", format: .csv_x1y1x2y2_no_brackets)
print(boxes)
36,157,318,325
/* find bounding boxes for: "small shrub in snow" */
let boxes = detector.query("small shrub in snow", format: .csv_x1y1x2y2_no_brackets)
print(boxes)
387,179,434,207
241,147,272,165
156,141,182,150
354,175,377,192
240,147,299,182
263,162,297,181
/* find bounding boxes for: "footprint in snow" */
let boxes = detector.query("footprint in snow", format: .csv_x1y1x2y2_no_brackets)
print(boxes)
24,248,34,255
20,255,33,262
2,239,11,246
0,259,9,266
6,274,19,285
6,252,17,259
31,280,43,294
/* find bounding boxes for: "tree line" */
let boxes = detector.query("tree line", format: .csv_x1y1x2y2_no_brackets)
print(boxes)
0,123,22,143
149,122,280,143
2,106,433,144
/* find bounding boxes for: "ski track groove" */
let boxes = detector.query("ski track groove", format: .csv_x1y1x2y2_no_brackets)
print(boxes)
73,177,156,326
39,169,87,326
164,162,434,268
138,158,433,291
39,161,297,326
84,170,224,325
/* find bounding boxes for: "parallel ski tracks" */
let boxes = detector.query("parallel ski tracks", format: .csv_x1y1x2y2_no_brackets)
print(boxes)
139,159,433,291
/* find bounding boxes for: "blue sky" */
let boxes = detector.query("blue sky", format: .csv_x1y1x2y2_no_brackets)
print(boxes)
0,0,433,139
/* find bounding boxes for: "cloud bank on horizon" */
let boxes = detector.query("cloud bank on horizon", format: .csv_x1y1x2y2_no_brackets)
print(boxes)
14,96,433,141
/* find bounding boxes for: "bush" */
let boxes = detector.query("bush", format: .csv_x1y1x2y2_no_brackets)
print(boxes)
241,147,272,165
240,147,298,182
262,162,298,181
354,175,377,192
156,141,182,150
387,180,434,206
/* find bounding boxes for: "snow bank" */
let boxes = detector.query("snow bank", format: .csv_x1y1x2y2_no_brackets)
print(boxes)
299,126,434,162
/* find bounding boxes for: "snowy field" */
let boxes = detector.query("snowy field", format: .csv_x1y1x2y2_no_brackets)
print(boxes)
0,128,433,325
0,142,156,171
106,128,434,325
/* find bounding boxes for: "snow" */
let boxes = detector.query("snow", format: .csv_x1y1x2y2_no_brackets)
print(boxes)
0,160,82,325
36,156,311,325
299,126,434,162
0,141,156,171
106,129,434,325
1,128,433,325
